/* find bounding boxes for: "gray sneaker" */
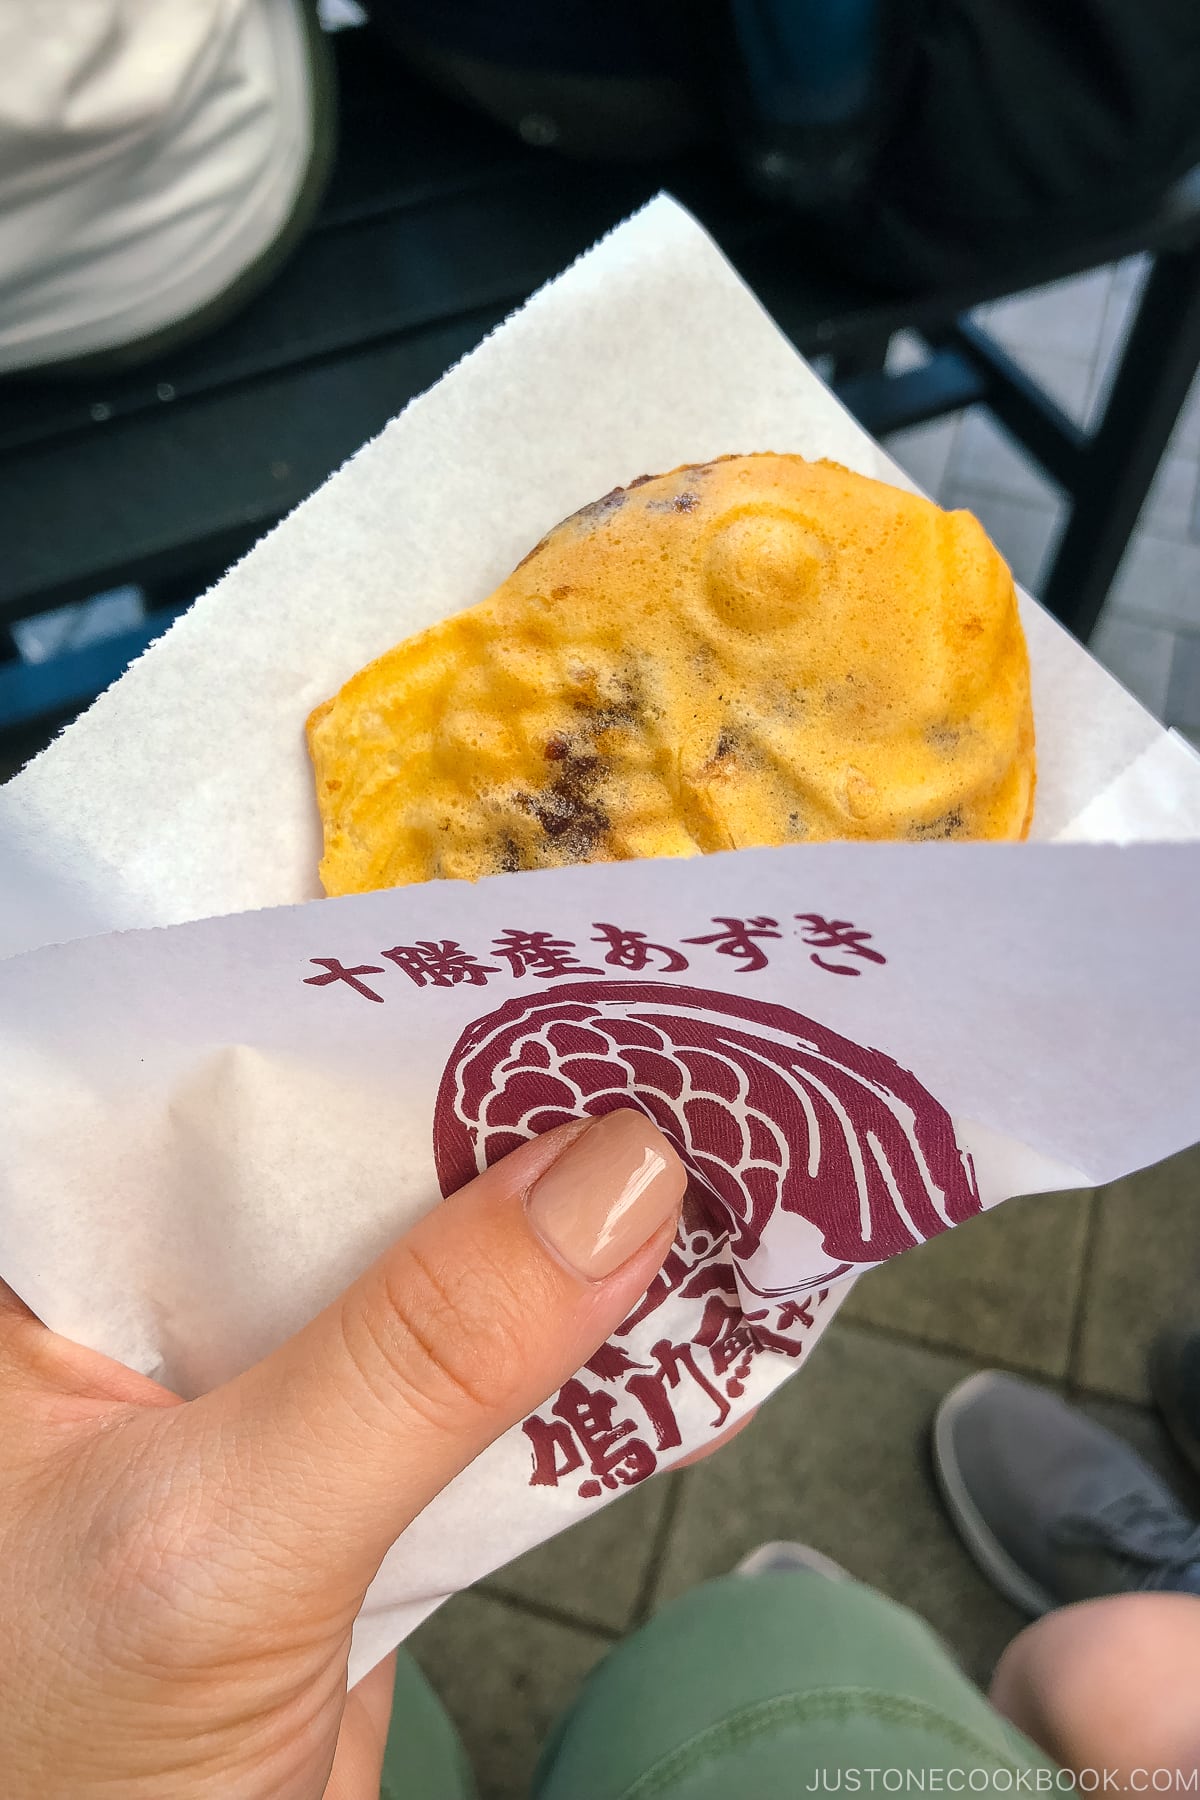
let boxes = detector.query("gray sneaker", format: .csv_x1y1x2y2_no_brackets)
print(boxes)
933,1371,1200,1615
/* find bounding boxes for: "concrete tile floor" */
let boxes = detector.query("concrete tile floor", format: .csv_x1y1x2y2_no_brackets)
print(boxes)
838,1187,1097,1381
1075,1144,1200,1405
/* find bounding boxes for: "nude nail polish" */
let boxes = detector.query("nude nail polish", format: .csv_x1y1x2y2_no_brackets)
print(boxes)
526,1110,686,1281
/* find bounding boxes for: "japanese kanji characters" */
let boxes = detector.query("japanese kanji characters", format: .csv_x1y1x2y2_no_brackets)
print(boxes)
382,942,499,988
302,957,387,1003
490,930,601,981
520,1289,833,1499
523,1377,656,1497
305,912,884,1000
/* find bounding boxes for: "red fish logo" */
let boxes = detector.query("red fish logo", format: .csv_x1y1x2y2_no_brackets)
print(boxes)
434,981,978,1304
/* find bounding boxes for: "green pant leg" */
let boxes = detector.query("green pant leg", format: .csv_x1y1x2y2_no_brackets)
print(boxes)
379,1649,477,1800
534,1573,1057,1800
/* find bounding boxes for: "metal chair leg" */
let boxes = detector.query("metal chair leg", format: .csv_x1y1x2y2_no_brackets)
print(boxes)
829,333,893,386
1040,239,1200,641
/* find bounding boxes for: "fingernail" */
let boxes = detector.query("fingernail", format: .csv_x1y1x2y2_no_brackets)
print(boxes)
527,1110,686,1282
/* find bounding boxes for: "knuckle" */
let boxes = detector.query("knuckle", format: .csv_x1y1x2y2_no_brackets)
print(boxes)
346,1240,532,1430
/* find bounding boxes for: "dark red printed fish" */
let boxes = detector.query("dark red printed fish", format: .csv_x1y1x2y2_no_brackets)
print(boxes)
434,981,979,1305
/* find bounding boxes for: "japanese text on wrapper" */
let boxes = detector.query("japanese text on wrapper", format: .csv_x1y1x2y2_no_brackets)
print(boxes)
523,1289,831,1498
303,915,886,1003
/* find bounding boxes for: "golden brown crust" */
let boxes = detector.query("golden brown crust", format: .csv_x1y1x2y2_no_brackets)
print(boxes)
308,453,1036,893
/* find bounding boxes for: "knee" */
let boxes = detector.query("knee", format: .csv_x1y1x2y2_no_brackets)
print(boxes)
991,1594,1200,1781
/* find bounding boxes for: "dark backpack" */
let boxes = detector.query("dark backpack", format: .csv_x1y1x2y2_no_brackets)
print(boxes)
371,0,1200,288
776,0,1200,287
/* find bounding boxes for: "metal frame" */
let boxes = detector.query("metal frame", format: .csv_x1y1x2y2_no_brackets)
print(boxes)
832,238,1200,641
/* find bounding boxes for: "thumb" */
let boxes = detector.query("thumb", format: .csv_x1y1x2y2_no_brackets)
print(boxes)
201,1109,686,1595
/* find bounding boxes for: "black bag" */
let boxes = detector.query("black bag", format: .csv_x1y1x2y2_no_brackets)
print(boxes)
770,0,1200,288
371,0,1200,289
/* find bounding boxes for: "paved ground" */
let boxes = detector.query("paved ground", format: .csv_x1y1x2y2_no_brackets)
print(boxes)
410,1148,1200,1799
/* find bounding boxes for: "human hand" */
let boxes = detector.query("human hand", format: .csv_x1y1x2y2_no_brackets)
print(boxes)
0,1109,685,1799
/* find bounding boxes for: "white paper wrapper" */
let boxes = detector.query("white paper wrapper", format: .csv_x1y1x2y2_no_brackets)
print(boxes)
2,197,1199,1682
